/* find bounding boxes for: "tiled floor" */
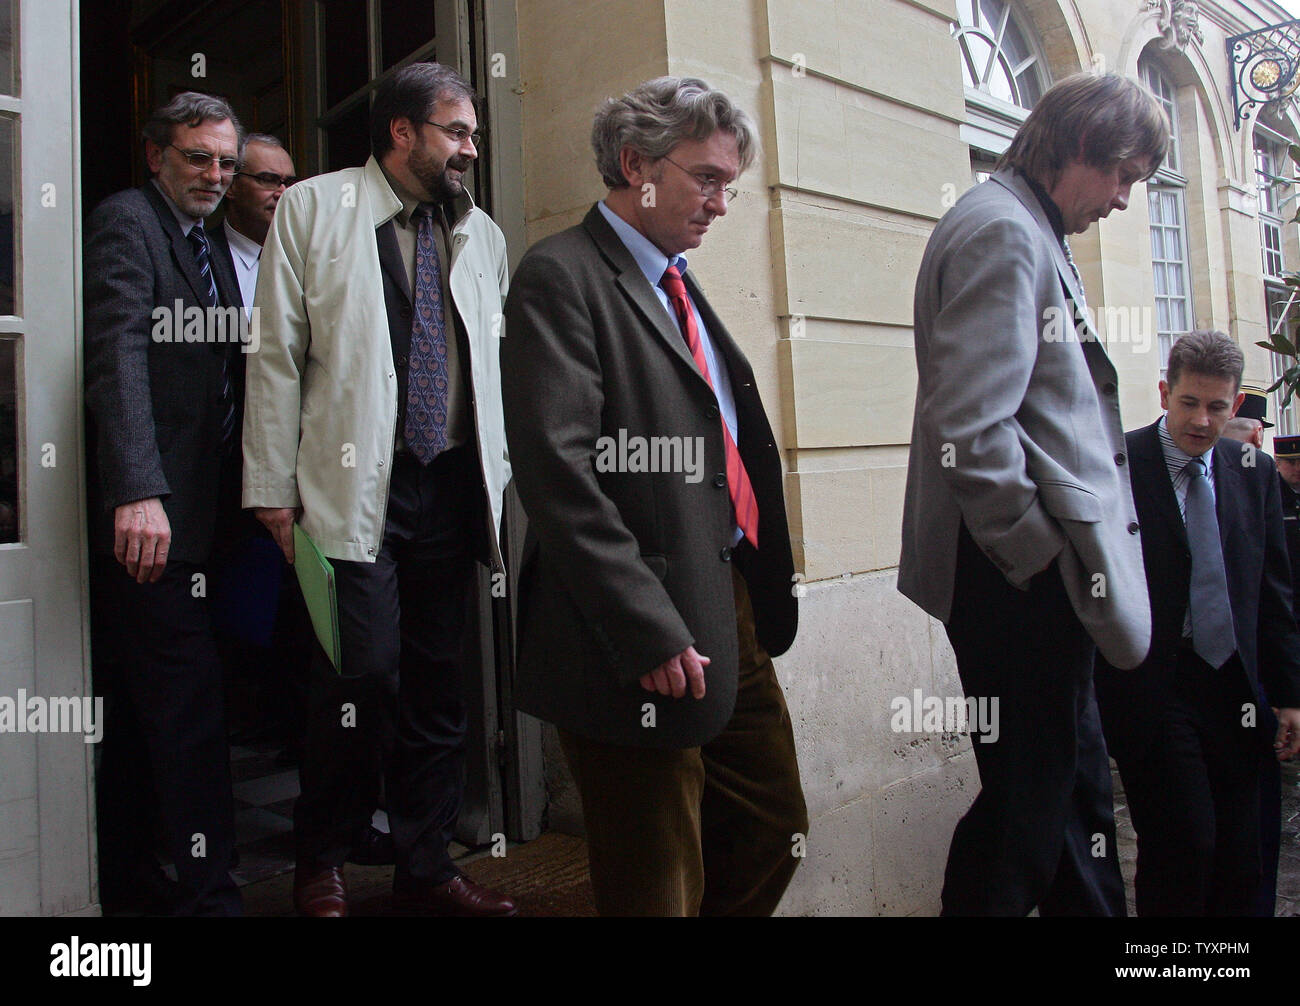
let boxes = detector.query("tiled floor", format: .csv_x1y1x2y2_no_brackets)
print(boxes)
228,742,299,886
1112,755,1300,915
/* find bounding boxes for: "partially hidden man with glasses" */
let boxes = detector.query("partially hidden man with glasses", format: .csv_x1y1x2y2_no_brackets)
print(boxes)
501,76,808,915
84,91,247,914
243,62,516,917
215,133,297,318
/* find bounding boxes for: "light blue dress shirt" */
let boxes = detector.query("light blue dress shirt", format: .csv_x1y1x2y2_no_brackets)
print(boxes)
597,200,744,545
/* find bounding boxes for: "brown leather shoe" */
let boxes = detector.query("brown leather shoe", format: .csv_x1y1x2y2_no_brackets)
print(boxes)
393,875,517,917
294,865,348,918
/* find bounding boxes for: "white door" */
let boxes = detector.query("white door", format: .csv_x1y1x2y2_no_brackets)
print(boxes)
0,0,96,916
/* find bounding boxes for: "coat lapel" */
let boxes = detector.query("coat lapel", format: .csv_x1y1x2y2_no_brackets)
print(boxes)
990,169,1101,346
141,181,211,306
1212,438,1247,553
375,220,412,304
582,205,711,389
1131,419,1188,548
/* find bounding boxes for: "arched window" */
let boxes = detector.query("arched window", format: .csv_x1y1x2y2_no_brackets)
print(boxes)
955,0,1051,174
954,0,1048,110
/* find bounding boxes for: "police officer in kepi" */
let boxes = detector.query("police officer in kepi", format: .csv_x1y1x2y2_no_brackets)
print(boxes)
1274,433,1300,607
1255,427,1300,917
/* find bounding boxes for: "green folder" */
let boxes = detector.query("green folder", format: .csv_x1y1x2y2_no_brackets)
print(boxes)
293,524,342,674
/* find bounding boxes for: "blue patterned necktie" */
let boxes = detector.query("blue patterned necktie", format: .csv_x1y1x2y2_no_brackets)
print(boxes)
404,205,450,465
1184,456,1235,668
187,224,235,445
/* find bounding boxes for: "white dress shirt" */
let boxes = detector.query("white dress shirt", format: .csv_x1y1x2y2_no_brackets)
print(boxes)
223,219,262,319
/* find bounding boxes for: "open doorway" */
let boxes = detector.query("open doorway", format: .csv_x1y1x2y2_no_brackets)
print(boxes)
79,0,542,903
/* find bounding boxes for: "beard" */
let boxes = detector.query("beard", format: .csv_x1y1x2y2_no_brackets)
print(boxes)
410,144,471,204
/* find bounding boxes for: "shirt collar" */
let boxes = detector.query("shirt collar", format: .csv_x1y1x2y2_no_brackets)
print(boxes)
379,164,428,228
1159,413,1209,469
151,178,203,235
223,219,262,266
1018,169,1065,243
597,199,689,290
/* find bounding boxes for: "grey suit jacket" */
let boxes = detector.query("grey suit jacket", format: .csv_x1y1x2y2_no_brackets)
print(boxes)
898,169,1150,670
84,182,244,563
501,205,797,748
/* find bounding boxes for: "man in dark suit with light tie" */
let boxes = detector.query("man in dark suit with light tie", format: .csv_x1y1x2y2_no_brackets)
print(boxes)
1095,331,1300,916
84,91,247,915
501,76,807,916
899,73,1169,916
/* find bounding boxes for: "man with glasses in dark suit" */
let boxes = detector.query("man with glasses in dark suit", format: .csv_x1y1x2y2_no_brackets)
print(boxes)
84,91,247,915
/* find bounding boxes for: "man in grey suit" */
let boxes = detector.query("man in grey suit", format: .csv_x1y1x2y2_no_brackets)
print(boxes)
898,73,1168,916
84,91,246,915
502,77,807,915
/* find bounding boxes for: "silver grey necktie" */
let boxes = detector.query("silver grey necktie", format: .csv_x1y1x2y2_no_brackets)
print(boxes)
1184,456,1235,668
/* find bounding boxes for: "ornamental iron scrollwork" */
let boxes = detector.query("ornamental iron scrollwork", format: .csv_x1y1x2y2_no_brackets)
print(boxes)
1228,18,1300,128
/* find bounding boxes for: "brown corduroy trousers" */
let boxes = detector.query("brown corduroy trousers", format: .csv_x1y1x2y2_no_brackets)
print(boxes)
558,568,808,916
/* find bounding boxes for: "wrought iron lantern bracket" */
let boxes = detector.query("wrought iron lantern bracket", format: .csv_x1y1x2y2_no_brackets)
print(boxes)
1228,19,1300,129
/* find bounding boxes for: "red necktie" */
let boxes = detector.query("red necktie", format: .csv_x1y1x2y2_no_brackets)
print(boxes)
659,264,758,547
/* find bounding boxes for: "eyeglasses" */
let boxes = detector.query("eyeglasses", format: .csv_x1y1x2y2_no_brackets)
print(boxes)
424,120,483,147
237,170,300,189
168,145,239,175
659,154,738,202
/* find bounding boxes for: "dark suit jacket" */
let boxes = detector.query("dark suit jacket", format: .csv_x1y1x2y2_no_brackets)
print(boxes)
501,204,797,748
84,182,244,563
1095,420,1300,762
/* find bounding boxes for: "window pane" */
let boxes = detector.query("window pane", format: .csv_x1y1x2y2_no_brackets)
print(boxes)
0,117,14,316
0,337,15,543
1150,225,1165,261
325,100,371,173
321,0,370,110
381,0,436,70
988,58,1014,104
0,0,14,98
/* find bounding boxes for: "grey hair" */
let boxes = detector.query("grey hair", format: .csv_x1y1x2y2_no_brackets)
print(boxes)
591,76,758,189
243,132,286,153
141,91,244,155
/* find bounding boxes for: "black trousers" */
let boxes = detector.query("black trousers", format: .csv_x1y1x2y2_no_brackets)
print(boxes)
294,446,476,888
941,524,1125,916
91,553,241,916
1113,648,1261,917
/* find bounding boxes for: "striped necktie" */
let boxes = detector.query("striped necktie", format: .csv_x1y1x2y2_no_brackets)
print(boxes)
660,263,758,547
187,224,235,446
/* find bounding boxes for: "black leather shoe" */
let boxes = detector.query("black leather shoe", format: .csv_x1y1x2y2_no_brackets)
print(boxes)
294,865,348,917
348,825,395,866
392,875,517,917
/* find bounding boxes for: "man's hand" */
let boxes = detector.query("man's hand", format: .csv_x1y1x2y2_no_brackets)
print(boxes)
255,507,299,563
114,497,171,583
1274,707,1300,760
639,645,710,700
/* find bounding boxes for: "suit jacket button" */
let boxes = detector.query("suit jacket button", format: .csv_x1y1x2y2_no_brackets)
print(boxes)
400,304,411,319
1114,452,1126,465
713,473,726,488
1102,382,1117,395
397,355,408,367
720,546,732,561
706,404,719,419
1127,521,1140,534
